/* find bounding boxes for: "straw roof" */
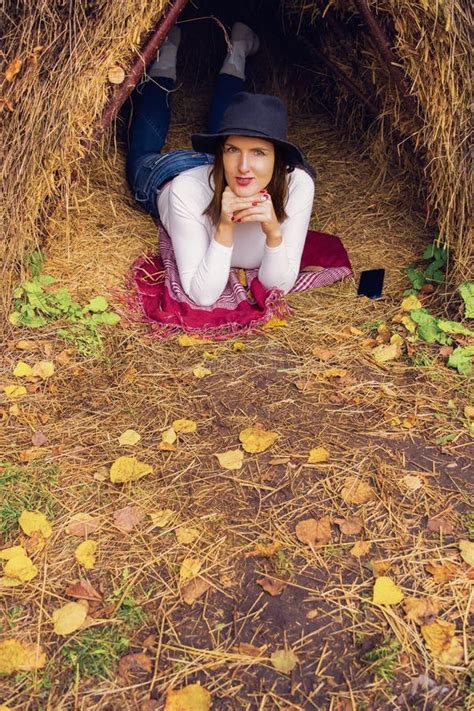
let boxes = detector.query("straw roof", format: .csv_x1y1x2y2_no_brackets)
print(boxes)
1,0,472,308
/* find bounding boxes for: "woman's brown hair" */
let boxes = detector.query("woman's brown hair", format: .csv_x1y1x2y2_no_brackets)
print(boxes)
204,139,290,225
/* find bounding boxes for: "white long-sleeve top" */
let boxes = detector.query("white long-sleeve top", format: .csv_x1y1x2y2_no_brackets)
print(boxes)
157,165,314,306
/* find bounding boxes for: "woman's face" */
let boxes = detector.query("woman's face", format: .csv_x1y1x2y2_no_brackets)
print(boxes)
222,135,275,197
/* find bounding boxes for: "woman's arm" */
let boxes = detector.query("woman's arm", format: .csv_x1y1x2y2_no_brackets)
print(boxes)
258,174,314,293
166,179,234,306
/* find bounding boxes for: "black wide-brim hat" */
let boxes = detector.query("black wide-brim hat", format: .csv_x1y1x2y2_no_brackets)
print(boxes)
191,92,306,166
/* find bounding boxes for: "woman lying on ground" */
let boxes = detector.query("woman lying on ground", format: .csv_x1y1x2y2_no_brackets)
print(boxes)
126,22,316,308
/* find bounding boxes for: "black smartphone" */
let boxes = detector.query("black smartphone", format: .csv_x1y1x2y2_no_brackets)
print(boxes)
357,269,385,299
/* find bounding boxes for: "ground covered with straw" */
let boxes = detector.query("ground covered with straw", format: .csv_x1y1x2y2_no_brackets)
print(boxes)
1,86,473,711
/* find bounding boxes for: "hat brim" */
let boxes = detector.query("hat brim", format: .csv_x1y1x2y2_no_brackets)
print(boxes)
191,130,305,166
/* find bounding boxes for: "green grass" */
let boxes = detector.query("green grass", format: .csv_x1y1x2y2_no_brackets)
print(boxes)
361,637,401,681
0,461,59,536
61,626,130,679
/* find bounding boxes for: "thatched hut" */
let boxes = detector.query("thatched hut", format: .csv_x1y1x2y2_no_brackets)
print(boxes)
1,0,472,307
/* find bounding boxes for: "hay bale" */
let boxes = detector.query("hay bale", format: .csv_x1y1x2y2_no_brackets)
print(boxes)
1,0,472,308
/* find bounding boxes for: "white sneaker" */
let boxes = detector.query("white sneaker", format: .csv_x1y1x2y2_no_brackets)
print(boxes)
149,25,182,80
231,22,260,57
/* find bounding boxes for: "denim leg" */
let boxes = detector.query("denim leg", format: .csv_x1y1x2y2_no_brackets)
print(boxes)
207,73,245,133
126,76,175,181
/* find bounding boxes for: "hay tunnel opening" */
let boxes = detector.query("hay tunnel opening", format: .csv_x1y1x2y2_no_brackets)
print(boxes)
2,0,471,307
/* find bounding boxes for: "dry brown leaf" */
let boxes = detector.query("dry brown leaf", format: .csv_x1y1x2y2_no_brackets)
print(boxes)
370,559,392,576
65,513,100,537
425,561,459,583
295,516,331,546
321,368,348,379
236,642,264,657
404,597,439,625
31,431,47,447
334,516,363,535
65,579,102,602
118,652,152,678
311,346,334,360
113,505,146,533
257,576,287,596
248,541,281,557
427,515,455,535
181,576,211,605
5,58,22,81
401,474,423,491
341,477,375,505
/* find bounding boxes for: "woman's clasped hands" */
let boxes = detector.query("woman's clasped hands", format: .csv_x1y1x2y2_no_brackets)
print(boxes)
219,186,282,243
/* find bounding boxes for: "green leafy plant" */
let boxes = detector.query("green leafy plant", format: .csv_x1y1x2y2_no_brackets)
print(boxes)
9,250,120,356
405,239,447,293
361,637,401,681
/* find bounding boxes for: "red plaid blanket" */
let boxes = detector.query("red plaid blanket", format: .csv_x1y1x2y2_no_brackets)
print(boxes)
123,227,352,339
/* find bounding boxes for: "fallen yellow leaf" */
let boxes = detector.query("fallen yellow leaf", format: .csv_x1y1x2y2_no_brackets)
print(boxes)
149,509,175,528
0,545,27,560
159,441,176,451
402,474,423,491
262,316,287,330
371,342,401,363
161,427,177,444
18,510,52,538
459,539,474,566
307,446,329,464
164,683,211,711
232,341,245,351
75,540,97,570
118,429,141,446
372,576,404,605
172,418,197,433
31,361,55,379
401,315,416,333
176,527,199,545
401,295,422,311
390,333,404,347
9,403,21,416
180,557,202,581
13,361,33,377
52,601,88,636
0,639,45,675
193,365,211,378
239,427,278,453
109,456,153,483
350,540,372,557
178,335,203,347
421,619,463,665
341,477,375,505
3,554,38,582
270,648,299,673
0,576,23,587
215,449,244,470
3,384,27,400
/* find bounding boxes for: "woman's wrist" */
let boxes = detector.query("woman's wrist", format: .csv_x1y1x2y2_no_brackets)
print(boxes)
215,221,234,247
265,229,283,247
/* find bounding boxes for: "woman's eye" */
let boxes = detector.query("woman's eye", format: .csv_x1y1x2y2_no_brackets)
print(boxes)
225,146,237,153
253,150,264,157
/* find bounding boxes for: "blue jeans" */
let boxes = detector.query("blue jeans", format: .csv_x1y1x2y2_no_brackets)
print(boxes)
126,73,244,218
